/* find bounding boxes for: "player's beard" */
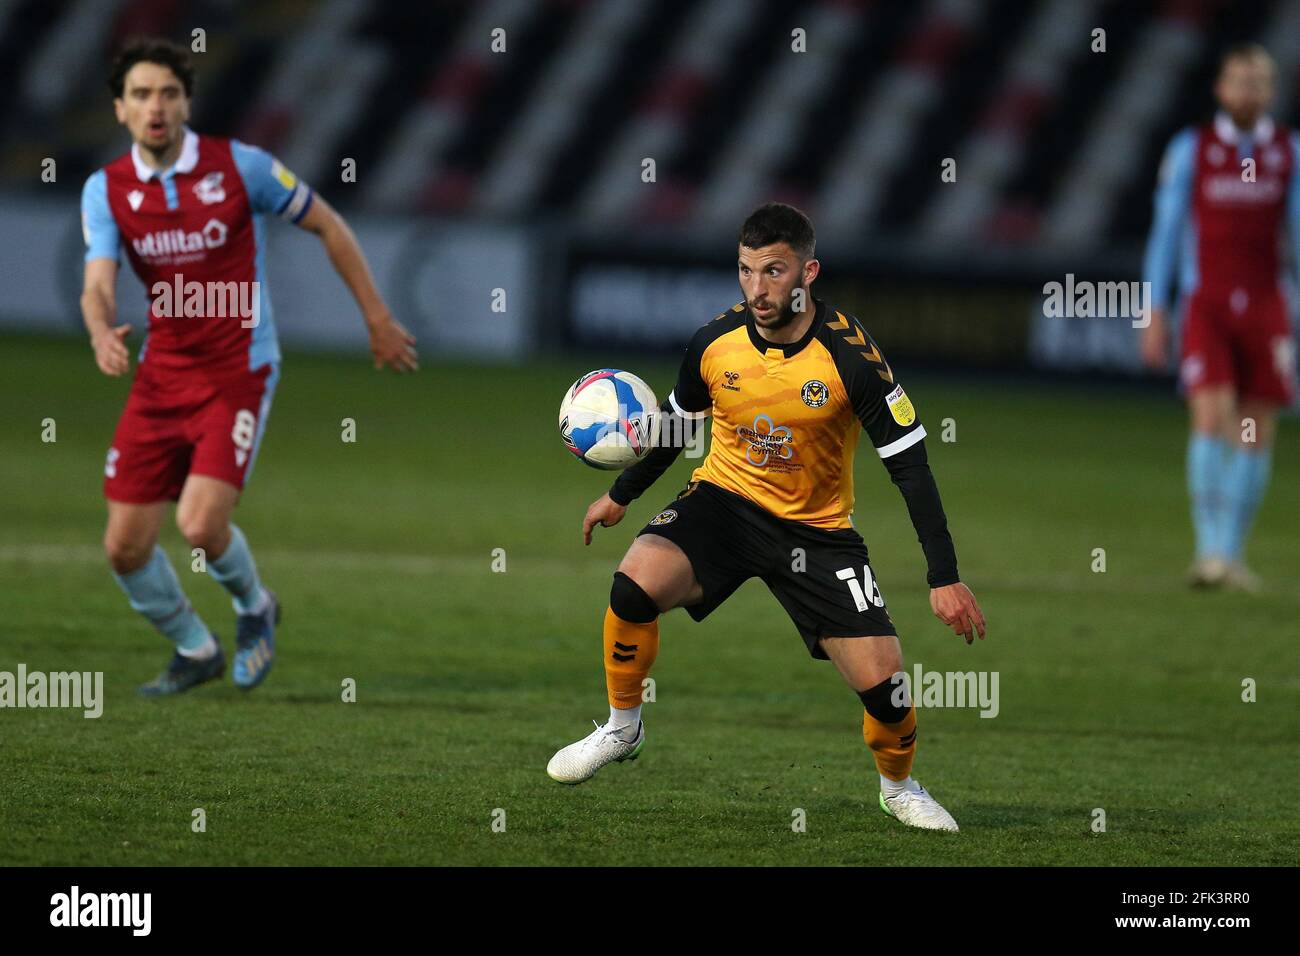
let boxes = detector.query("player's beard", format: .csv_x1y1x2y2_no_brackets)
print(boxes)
752,284,807,332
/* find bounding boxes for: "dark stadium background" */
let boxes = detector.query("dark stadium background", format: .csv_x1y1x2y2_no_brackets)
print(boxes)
0,0,1296,870
6,0,1300,373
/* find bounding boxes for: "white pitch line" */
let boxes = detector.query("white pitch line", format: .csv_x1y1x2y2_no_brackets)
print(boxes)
1,542,1297,601
0,542,610,577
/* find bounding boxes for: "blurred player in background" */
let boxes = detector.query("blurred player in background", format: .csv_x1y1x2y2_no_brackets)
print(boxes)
81,38,417,695
1142,44,1299,591
548,203,986,831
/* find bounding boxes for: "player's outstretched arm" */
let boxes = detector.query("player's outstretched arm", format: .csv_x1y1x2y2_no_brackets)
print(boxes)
582,399,698,544
882,440,986,644
81,257,130,377
295,194,418,373
837,325,987,643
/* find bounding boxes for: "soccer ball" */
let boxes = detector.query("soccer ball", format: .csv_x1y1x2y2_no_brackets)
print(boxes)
559,369,660,470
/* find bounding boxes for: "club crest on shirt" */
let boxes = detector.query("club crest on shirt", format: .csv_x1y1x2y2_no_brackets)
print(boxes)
193,171,225,205
885,384,915,426
800,379,828,408
649,509,677,526
127,189,144,211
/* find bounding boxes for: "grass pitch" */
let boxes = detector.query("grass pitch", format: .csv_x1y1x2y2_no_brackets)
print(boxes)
1,331,1297,865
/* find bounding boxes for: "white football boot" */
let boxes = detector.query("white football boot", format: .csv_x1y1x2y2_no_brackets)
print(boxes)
1188,556,1228,588
547,719,645,784
879,783,960,832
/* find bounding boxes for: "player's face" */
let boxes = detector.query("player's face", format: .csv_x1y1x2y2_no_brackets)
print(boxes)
1215,57,1273,128
114,62,190,155
738,243,819,330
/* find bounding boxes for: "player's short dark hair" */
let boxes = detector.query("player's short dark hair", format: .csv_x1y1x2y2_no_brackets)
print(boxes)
739,202,816,259
108,37,195,99
1219,42,1274,77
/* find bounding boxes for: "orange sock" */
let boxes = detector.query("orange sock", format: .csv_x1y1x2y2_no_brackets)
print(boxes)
862,707,917,782
603,606,659,710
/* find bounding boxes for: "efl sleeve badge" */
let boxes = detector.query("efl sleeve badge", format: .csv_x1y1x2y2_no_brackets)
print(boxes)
885,384,916,426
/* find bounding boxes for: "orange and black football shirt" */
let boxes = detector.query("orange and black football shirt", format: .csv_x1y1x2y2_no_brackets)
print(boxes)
662,298,924,530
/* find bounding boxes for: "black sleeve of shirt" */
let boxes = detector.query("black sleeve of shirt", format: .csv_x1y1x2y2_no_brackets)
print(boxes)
608,313,737,505
665,321,713,416
881,438,960,588
608,398,703,506
839,336,925,456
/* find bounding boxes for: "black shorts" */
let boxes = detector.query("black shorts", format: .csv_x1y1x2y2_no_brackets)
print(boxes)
635,479,897,659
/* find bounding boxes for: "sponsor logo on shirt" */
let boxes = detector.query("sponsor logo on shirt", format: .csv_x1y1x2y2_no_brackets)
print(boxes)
130,218,228,261
1201,174,1283,204
737,414,794,468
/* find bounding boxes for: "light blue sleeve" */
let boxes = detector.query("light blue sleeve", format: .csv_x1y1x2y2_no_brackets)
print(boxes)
1288,133,1300,283
1142,128,1196,311
81,170,120,262
230,139,314,222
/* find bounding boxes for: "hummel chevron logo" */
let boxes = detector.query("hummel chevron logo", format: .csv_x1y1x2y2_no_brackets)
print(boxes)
830,311,893,381
612,640,638,662
831,312,884,361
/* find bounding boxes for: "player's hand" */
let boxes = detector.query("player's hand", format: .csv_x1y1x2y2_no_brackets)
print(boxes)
91,324,131,377
1140,307,1169,370
583,493,627,546
930,582,986,644
366,313,418,372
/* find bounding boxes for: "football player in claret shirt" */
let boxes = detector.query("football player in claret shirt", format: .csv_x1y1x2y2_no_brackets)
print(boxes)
548,203,986,831
1142,44,1299,591
81,39,417,695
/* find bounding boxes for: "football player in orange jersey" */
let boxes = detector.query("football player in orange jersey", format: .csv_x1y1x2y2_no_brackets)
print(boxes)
548,203,985,831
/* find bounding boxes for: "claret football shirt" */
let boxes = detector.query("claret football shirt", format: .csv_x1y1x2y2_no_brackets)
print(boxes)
81,126,314,376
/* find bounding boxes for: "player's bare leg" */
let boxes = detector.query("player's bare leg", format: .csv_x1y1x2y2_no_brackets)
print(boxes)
1186,386,1234,587
178,474,279,689
547,534,702,783
617,533,704,608
820,635,958,832
105,500,167,575
106,499,225,695
1220,399,1277,592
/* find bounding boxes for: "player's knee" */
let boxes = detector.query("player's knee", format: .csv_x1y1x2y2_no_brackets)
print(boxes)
176,509,226,553
858,674,912,725
104,530,151,575
610,570,660,623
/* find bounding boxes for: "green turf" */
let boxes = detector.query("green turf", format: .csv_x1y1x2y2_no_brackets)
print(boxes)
1,330,1297,865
